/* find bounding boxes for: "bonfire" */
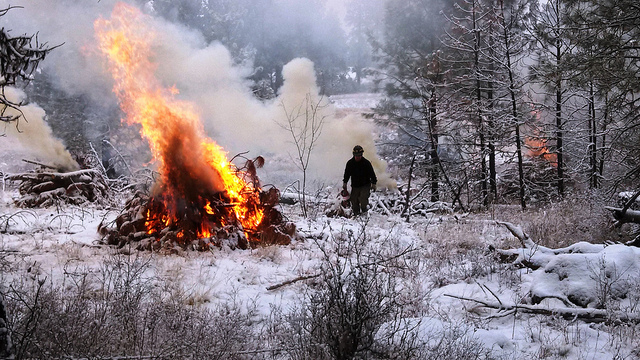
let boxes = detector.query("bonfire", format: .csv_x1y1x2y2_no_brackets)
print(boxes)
95,3,295,251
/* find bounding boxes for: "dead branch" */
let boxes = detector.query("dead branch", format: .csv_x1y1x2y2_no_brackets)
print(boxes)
495,220,538,248
267,246,418,291
444,293,640,324
21,159,58,170
102,139,132,176
266,273,322,291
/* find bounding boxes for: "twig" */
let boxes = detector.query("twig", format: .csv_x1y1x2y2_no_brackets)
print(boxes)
21,159,58,170
267,246,418,291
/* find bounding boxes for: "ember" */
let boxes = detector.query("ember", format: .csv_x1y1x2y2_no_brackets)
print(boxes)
95,3,295,251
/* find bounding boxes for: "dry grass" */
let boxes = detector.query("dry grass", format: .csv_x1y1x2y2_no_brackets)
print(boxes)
486,192,620,248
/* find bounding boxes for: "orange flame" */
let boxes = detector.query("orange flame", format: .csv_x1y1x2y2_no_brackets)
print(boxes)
526,107,557,166
525,136,557,166
95,3,264,240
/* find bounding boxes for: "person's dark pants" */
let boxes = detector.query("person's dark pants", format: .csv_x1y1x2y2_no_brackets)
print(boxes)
350,185,371,215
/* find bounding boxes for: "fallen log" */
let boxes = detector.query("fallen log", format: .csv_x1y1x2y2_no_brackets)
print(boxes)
605,206,640,225
444,294,640,324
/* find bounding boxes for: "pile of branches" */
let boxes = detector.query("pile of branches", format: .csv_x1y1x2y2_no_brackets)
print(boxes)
499,158,566,204
327,188,453,219
99,188,296,252
7,169,109,207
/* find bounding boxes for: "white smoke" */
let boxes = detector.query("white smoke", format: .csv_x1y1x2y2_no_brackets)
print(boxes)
1,87,79,171
1,0,395,188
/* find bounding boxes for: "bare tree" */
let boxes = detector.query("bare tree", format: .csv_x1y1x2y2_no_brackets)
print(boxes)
0,6,57,129
278,93,327,217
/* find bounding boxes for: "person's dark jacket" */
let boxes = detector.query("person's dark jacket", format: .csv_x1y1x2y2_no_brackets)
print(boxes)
343,157,377,187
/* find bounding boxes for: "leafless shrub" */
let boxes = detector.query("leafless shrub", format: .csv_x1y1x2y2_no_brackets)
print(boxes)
263,223,431,359
2,252,257,360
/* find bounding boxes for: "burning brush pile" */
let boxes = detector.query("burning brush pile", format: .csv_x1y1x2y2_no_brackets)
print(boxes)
95,4,295,251
100,156,296,251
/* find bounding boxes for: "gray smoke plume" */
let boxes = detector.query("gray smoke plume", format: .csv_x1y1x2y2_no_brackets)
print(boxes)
1,0,395,189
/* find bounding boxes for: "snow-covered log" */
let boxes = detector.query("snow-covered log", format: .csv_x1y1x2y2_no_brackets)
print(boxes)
493,221,640,309
7,169,109,207
445,294,640,324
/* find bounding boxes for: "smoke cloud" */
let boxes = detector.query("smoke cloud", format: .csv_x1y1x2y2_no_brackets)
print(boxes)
2,87,79,171
1,0,394,189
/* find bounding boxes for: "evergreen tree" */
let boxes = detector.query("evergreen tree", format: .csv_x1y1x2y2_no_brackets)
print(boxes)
528,0,577,197
0,6,55,128
564,0,640,190
488,0,538,209
372,0,465,208
442,0,502,207
344,0,385,86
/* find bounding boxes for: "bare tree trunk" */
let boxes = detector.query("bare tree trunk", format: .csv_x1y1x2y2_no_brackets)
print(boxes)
555,55,565,197
428,96,440,202
473,7,489,207
502,33,526,209
487,84,497,200
588,84,599,189
402,154,417,222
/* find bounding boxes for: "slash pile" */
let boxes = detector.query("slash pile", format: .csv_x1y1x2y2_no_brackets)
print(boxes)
8,169,109,207
99,186,296,252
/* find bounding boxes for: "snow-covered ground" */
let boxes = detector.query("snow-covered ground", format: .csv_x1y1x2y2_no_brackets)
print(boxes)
1,179,639,359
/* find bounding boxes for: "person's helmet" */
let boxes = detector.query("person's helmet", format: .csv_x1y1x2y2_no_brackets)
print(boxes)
352,145,364,155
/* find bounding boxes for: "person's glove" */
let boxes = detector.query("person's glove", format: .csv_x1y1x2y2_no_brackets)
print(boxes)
370,183,376,192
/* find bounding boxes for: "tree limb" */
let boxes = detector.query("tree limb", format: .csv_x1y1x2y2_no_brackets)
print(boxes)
444,293,640,324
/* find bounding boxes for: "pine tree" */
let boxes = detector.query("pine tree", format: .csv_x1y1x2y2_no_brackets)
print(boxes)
564,0,640,190
529,0,578,197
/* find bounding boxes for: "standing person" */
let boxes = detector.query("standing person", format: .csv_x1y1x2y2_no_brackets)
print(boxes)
343,145,377,216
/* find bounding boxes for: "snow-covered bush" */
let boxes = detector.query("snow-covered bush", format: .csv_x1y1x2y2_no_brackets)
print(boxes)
263,224,429,359
1,252,256,360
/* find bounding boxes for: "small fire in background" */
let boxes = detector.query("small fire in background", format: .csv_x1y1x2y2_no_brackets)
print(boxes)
95,3,294,250
526,107,557,167
524,135,557,167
